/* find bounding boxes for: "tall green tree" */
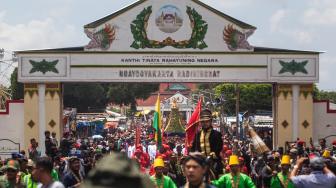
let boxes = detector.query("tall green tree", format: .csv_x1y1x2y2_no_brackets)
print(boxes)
63,83,107,112
63,83,159,113
214,84,272,116
315,90,336,102
106,83,159,111
10,67,24,99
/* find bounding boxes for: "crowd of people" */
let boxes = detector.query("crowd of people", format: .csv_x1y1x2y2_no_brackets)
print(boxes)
1,109,336,187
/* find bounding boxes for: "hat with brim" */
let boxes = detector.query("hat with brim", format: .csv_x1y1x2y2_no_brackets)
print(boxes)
27,159,35,167
199,109,212,122
289,148,298,154
68,156,80,163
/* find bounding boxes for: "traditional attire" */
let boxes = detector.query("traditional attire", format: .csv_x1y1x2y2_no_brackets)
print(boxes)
191,127,223,178
191,109,223,179
270,172,294,188
191,128,223,158
150,175,177,188
211,173,256,188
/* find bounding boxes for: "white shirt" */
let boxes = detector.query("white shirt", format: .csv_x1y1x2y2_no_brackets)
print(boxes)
127,145,135,158
147,144,157,160
37,181,65,188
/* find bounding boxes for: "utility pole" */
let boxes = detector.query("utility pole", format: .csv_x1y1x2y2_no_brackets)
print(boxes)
235,84,240,139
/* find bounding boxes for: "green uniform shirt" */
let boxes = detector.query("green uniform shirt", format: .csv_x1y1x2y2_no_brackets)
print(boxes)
23,174,38,188
51,169,59,181
0,175,24,188
270,172,294,188
211,173,256,188
150,175,177,188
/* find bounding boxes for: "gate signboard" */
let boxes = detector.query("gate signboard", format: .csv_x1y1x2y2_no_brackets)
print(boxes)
0,139,20,158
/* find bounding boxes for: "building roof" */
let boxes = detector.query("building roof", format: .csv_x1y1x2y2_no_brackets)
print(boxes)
169,83,188,90
137,83,195,107
16,46,321,54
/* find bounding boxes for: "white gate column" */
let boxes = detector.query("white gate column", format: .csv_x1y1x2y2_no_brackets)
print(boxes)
292,85,300,141
38,83,46,156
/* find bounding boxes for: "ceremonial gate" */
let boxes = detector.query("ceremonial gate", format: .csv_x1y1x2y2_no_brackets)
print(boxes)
17,0,320,154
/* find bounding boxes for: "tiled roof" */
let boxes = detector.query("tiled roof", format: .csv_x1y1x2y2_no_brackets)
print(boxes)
137,83,196,107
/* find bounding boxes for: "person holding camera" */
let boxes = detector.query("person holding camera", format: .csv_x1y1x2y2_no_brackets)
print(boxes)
290,156,336,188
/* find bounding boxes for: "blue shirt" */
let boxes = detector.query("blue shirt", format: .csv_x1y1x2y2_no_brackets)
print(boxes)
291,171,336,188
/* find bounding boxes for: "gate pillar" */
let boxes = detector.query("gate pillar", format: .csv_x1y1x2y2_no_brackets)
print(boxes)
24,83,62,154
275,84,314,148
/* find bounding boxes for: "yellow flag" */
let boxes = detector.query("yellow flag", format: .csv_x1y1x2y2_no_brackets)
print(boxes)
155,93,161,129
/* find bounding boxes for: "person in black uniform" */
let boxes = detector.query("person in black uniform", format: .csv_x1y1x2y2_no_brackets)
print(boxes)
191,109,223,178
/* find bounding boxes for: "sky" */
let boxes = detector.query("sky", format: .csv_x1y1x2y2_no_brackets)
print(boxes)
0,0,335,91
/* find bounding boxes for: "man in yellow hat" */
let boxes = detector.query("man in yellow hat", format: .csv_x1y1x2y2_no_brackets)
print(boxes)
150,158,177,188
271,155,294,188
211,155,255,188
322,149,331,158
191,109,223,178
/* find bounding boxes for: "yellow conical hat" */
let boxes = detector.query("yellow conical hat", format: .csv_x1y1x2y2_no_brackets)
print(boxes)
229,155,239,165
281,155,291,165
153,158,164,168
323,150,331,158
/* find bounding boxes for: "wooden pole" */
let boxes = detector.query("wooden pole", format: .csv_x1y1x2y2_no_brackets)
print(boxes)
235,84,240,139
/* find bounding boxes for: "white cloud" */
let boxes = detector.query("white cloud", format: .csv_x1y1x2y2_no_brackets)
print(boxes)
270,9,286,32
0,15,78,86
303,8,336,25
292,30,313,44
0,17,77,51
303,0,336,26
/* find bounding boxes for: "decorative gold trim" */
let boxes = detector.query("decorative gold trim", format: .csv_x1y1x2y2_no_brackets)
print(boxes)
45,83,61,99
300,85,313,99
277,85,292,99
24,84,38,98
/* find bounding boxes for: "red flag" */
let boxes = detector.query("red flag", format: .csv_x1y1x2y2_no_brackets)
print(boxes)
185,97,202,152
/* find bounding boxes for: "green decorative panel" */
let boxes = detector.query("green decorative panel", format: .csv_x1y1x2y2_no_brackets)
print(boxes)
278,60,308,75
29,59,59,74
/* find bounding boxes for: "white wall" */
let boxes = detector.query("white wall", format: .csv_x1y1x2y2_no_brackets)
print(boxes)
0,101,24,158
313,101,336,145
